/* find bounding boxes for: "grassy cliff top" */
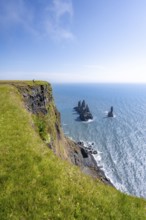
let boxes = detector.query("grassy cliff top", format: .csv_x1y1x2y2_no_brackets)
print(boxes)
0,80,49,87
0,82,146,220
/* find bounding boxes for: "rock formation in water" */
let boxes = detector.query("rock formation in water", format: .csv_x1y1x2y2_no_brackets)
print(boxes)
107,106,114,117
74,100,93,121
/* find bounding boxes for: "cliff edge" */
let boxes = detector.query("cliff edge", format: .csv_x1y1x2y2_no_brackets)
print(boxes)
12,81,111,185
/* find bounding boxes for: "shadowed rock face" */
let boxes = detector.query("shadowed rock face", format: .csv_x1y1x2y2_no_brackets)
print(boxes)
74,100,93,121
108,106,113,117
67,140,113,186
17,85,53,115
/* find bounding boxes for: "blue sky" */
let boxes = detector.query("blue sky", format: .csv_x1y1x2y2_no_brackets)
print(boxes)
0,0,146,83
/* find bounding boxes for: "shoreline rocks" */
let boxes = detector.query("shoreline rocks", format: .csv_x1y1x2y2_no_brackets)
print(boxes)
74,100,93,121
77,141,97,155
75,141,113,186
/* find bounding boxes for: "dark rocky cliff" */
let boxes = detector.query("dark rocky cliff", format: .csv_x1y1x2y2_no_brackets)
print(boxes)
16,82,61,150
14,81,112,185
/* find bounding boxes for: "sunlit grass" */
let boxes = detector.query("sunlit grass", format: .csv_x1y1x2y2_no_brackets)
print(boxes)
0,80,48,86
0,83,146,220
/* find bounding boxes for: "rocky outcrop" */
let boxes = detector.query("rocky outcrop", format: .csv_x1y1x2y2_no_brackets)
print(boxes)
108,106,114,117
16,84,53,114
67,139,113,185
74,100,93,121
77,142,97,155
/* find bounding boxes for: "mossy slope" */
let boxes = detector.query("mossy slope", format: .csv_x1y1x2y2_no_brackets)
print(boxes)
0,83,146,220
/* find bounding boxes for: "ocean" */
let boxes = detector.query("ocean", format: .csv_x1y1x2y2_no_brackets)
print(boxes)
52,83,146,198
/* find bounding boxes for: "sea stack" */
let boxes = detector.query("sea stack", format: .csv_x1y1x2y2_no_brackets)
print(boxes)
74,100,93,121
107,106,114,117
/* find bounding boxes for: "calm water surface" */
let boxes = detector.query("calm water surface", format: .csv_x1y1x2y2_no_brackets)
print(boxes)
53,84,146,198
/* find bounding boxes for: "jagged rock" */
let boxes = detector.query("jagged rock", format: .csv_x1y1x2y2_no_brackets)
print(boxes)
80,111,93,121
82,100,86,109
74,100,93,121
107,106,114,117
18,85,51,115
93,150,97,154
78,101,81,108
86,104,90,112
80,148,88,158
77,141,84,146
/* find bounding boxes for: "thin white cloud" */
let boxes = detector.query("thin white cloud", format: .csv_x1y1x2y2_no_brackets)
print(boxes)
52,0,73,19
45,0,74,40
0,0,74,41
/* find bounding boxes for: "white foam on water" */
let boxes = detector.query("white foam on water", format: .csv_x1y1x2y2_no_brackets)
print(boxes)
68,136,73,141
96,161,129,194
113,159,117,164
83,141,103,167
93,153,102,164
82,118,94,124
114,182,129,194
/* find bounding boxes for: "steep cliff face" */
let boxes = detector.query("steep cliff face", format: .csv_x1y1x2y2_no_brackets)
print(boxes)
19,84,52,114
16,82,62,154
14,81,111,184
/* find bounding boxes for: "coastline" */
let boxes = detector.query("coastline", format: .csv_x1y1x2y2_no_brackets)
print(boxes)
76,141,114,186
66,137,113,187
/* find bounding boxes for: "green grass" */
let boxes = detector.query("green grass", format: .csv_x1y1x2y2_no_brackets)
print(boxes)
0,80,49,86
0,83,146,220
